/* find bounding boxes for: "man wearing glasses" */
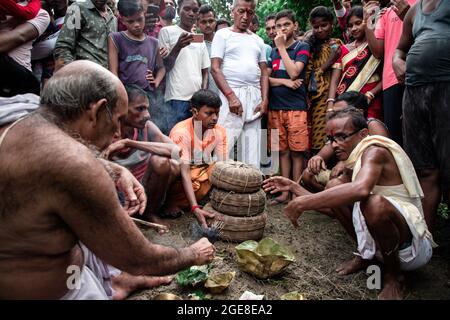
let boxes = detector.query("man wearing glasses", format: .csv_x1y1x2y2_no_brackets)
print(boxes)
263,107,434,300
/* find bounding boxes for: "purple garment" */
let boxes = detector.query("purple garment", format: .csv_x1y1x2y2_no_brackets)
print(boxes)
110,32,159,91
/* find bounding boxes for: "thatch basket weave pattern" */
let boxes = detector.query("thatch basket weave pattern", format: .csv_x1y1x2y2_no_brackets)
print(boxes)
210,188,266,217
205,203,266,242
210,161,263,193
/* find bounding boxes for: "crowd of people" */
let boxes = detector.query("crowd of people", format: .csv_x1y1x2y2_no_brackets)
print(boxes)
0,0,449,300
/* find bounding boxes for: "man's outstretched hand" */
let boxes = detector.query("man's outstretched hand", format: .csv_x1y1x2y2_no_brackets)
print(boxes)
262,176,294,194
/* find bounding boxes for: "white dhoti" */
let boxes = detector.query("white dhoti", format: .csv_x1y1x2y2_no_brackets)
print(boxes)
344,135,436,271
352,188,433,271
218,86,262,169
60,243,122,300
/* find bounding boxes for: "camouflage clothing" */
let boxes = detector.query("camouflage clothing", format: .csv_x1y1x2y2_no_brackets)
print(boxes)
54,0,117,69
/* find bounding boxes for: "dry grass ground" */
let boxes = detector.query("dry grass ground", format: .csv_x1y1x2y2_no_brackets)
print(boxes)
129,202,450,300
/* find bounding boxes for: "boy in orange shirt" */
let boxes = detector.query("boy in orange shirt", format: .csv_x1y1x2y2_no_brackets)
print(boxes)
168,89,227,227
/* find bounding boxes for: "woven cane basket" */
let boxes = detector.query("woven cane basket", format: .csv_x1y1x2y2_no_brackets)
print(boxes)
210,188,266,217
210,161,262,193
205,203,266,242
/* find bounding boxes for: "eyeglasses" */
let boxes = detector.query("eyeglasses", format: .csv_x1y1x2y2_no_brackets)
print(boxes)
326,129,360,144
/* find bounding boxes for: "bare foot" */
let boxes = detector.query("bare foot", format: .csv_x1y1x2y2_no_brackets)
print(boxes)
112,272,174,300
335,256,369,275
270,192,289,205
146,214,171,231
378,275,404,300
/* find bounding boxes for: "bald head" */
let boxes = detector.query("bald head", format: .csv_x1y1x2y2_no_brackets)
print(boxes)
41,60,126,122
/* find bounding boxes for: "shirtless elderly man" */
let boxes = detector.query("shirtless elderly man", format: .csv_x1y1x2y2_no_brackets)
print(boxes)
263,108,434,300
0,60,215,300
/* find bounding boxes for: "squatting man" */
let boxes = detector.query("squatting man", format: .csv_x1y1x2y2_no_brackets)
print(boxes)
263,108,434,300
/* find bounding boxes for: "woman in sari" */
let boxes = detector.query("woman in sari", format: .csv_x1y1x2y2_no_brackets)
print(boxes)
305,6,344,152
328,6,383,120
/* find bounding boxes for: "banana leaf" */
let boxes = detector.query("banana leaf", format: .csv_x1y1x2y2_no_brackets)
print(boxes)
176,265,211,287
205,271,236,294
235,237,295,279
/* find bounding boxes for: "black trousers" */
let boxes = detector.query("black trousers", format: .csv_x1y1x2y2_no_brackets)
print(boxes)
382,84,404,146
0,53,40,97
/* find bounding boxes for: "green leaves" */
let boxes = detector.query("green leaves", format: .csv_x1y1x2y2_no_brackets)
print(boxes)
204,0,346,42
206,0,234,21
176,265,212,287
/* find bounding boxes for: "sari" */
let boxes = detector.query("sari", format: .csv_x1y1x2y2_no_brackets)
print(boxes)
306,38,344,150
333,43,383,120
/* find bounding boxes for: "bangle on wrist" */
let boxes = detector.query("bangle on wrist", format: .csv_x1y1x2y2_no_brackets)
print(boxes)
326,98,335,103
191,205,201,213
224,91,234,98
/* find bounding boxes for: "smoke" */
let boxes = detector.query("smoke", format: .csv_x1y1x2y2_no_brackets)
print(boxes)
190,221,221,243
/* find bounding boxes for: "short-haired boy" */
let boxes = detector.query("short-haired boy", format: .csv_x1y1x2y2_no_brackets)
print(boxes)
268,9,310,204
108,0,165,93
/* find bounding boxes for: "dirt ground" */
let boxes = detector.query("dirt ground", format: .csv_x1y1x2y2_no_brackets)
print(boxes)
129,201,450,300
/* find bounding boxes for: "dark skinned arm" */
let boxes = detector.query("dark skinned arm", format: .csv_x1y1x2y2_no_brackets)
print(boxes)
161,31,194,72
327,67,342,108
256,61,269,115
179,162,215,228
284,146,386,227
364,1,384,59
211,57,243,116
0,21,39,53
54,153,210,276
107,36,119,76
201,68,208,89
392,3,416,85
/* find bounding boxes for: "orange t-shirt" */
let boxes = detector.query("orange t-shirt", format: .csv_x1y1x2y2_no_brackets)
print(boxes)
169,117,228,165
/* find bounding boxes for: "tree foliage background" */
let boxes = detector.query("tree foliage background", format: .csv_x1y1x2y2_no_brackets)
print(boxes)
203,0,341,42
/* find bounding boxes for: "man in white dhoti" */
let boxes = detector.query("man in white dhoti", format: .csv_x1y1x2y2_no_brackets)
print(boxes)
210,0,269,169
263,108,435,300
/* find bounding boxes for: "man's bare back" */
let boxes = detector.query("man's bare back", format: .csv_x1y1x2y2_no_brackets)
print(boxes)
0,115,88,299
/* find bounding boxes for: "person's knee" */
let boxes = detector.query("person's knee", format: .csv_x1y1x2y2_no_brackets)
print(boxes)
290,151,304,158
169,159,181,177
301,169,315,186
361,195,390,227
148,155,171,174
280,150,290,157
